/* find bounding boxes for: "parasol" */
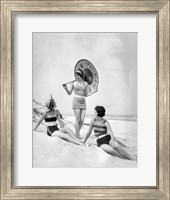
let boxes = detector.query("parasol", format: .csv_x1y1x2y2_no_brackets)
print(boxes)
63,59,99,96
74,59,99,95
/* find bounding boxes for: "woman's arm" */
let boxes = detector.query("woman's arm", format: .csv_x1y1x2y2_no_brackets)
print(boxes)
63,82,74,95
105,121,116,141
84,82,98,97
57,110,65,128
82,118,94,143
33,112,46,131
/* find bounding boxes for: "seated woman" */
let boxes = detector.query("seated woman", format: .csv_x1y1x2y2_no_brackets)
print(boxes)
82,106,136,160
33,96,83,145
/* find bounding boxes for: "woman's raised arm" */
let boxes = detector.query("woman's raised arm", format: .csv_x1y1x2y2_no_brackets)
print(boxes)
63,82,74,95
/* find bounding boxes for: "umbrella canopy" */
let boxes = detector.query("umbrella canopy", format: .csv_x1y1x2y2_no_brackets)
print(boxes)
74,59,99,92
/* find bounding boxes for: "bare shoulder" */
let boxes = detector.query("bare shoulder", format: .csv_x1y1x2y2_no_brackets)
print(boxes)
104,119,109,123
84,81,88,86
73,81,76,87
105,120,111,127
43,110,47,115
90,116,96,123
55,109,60,114
42,111,47,118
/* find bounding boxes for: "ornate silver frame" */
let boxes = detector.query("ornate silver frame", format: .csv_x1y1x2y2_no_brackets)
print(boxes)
1,1,169,199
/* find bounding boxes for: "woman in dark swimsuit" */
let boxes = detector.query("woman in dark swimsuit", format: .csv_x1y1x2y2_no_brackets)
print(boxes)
33,97,83,145
82,106,136,160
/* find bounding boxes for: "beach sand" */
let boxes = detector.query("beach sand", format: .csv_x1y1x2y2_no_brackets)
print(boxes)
33,121,137,168
33,100,137,168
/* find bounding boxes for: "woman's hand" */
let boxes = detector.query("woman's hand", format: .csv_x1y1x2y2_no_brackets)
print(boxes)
79,138,85,143
109,138,117,147
94,88,98,92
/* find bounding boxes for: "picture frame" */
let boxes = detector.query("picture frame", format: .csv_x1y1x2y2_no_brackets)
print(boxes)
0,0,169,199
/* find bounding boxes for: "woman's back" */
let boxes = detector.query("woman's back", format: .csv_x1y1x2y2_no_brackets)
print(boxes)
45,109,59,126
92,117,107,137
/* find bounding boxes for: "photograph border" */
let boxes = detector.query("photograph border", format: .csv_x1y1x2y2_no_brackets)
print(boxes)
1,0,169,199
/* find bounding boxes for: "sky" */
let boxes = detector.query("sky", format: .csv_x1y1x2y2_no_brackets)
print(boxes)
33,32,137,116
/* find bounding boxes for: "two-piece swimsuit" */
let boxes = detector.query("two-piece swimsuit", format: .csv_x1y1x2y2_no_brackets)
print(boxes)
72,81,87,110
45,111,59,136
93,117,111,147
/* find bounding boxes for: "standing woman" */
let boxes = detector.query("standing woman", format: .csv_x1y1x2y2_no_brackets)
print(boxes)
33,96,83,145
63,69,94,139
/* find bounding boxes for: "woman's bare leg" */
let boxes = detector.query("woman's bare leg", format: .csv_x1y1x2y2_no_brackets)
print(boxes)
100,144,126,159
110,141,136,160
59,127,82,142
79,109,86,132
73,109,82,138
52,131,82,145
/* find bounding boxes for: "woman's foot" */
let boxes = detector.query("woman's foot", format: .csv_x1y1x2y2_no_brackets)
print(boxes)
76,133,83,139
84,143,90,146
76,135,83,139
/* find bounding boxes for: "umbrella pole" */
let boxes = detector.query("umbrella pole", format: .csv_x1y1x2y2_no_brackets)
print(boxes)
62,80,76,86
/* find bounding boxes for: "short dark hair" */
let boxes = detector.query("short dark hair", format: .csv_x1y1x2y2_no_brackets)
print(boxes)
95,106,106,117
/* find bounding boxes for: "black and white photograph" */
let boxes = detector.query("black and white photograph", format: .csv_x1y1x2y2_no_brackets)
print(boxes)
33,32,137,168
1,0,170,198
